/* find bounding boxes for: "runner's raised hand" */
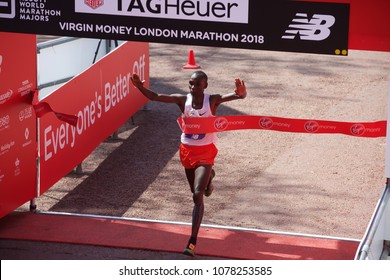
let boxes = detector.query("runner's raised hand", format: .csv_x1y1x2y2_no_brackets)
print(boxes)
234,78,247,98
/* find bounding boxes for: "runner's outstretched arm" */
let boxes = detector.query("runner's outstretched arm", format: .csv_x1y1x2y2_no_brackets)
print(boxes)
210,78,247,113
219,78,247,102
130,73,186,107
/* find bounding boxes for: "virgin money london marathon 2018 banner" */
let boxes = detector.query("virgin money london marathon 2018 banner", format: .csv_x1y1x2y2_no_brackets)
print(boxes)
0,0,349,55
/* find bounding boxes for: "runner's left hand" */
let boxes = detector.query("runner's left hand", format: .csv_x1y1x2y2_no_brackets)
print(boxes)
234,78,247,98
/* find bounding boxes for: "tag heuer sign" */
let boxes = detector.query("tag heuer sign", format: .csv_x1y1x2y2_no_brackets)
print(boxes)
85,0,103,9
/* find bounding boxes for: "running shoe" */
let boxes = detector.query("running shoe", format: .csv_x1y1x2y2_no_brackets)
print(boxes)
183,243,196,257
205,169,215,197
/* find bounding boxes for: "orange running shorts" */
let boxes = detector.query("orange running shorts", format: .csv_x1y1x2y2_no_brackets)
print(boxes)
179,143,218,169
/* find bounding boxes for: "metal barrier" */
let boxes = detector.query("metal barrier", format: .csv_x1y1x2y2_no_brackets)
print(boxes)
355,181,390,260
37,37,123,94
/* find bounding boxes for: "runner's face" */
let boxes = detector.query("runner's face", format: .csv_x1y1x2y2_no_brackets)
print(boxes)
189,77,207,96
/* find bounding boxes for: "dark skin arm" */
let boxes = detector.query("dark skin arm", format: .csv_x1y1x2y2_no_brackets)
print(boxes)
209,78,247,114
131,73,187,112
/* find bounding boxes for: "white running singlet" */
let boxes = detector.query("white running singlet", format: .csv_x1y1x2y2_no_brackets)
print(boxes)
180,93,218,146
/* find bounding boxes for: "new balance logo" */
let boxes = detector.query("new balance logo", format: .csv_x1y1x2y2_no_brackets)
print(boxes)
282,13,335,41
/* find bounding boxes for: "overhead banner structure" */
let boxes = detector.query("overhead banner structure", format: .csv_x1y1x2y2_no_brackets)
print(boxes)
0,32,37,218
0,0,349,55
38,41,149,194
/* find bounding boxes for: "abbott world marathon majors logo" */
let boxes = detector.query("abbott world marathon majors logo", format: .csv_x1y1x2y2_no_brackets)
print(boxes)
0,0,15,18
75,0,249,23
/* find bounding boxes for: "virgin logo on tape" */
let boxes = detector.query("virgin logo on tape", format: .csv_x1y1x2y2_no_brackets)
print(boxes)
214,117,228,131
304,120,319,133
259,117,273,129
350,124,365,136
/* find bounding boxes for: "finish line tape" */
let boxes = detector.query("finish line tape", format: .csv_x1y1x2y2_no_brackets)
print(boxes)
177,116,387,138
33,102,78,127
31,90,78,127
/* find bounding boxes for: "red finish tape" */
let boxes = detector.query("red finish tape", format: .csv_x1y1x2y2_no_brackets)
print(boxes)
31,91,78,127
178,116,386,138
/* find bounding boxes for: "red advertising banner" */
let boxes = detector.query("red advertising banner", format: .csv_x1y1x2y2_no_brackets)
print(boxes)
301,0,390,52
178,116,386,138
0,32,37,219
39,41,149,194
32,90,78,126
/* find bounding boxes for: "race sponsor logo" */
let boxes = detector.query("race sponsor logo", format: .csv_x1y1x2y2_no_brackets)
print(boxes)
214,117,228,131
282,13,335,41
75,0,249,24
14,157,21,176
350,123,365,136
259,117,273,129
18,79,33,96
22,127,32,147
0,114,10,131
19,0,62,22
0,89,13,105
0,140,14,156
19,107,33,122
85,0,104,9
304,120,319,133
185,133,205,140
0,0,15,19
